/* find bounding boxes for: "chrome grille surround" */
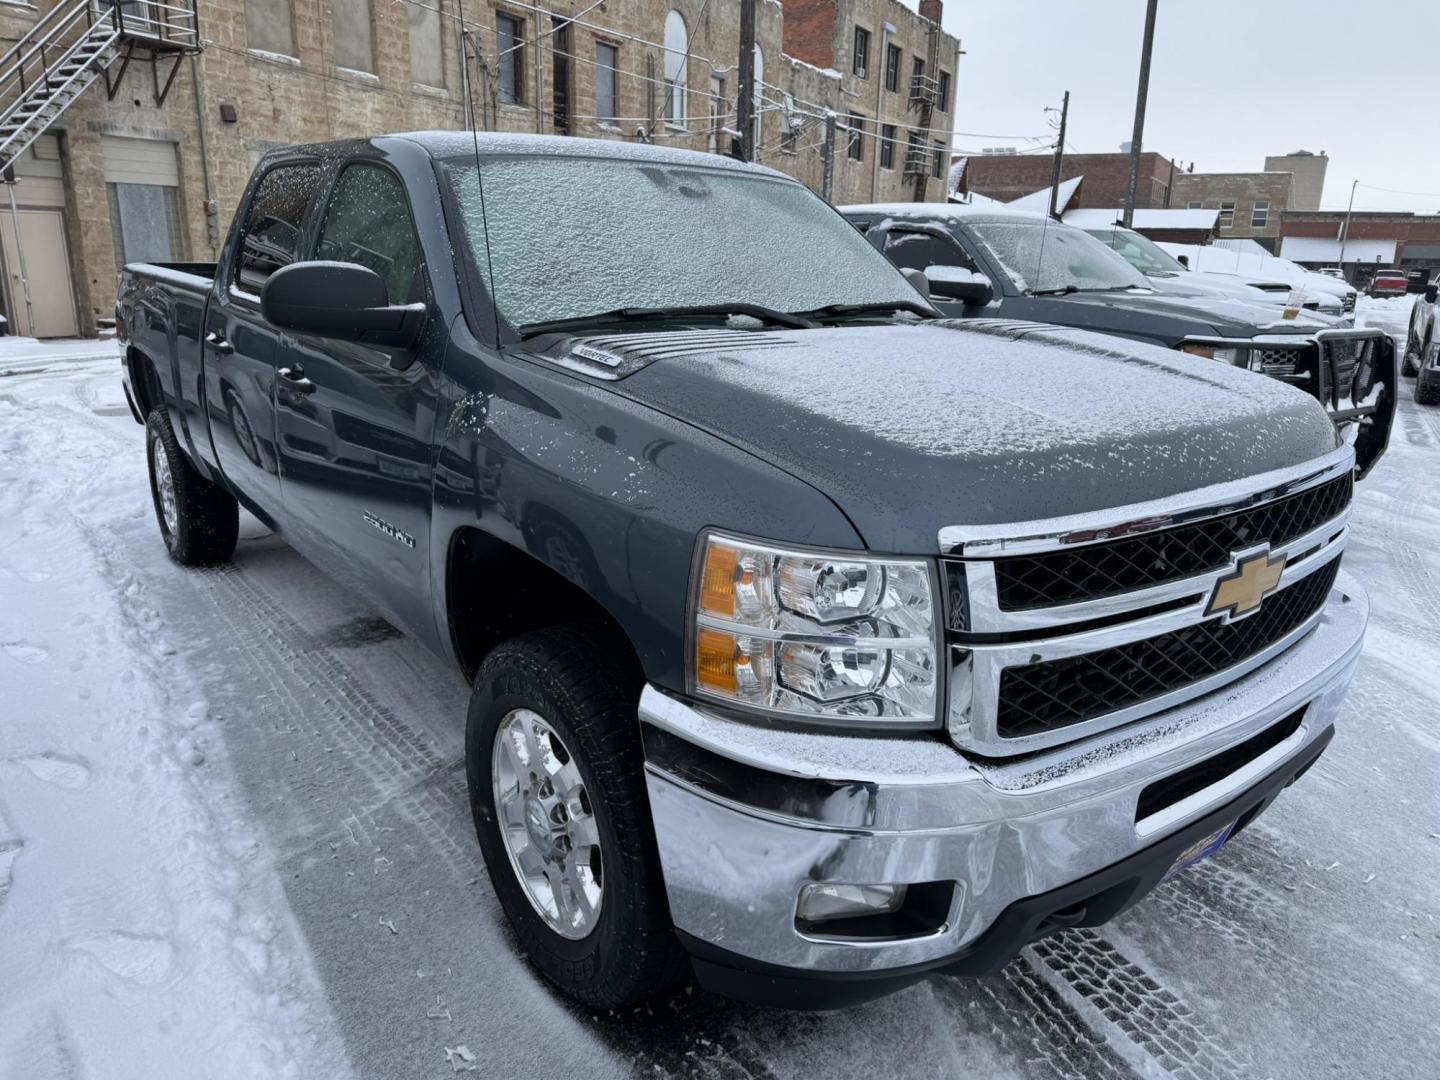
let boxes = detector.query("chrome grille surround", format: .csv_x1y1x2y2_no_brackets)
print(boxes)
940,446,1354,757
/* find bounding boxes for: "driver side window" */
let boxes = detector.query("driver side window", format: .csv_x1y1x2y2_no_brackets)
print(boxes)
882,228,979,276
316,163,425,305
234,163,322,296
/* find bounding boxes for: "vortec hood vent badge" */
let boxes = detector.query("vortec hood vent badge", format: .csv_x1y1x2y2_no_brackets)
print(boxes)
526,330,800,380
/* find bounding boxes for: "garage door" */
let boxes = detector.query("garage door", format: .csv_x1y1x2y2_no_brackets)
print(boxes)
102,136,185,269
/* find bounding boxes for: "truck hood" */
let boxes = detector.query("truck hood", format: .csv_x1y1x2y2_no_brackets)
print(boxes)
574,321,1338,553
1019,289,1322,339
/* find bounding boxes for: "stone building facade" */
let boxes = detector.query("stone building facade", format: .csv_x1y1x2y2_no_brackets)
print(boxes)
1169,171,1293,251
0,0,959,337
1263,150,1327,212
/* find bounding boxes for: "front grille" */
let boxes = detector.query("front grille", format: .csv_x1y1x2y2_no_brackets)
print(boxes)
994,472,1352,611
1342,293,1356,313
995,558,1340,738
1251,345,1307,377
1324,337,1366,392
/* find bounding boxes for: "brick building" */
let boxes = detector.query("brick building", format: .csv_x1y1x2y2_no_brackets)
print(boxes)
963,151,1178,210
1280,210,1440,284
0,0,960,338
1169,171,1293,251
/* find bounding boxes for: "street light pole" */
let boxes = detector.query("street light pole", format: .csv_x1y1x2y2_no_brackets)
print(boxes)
1337,178,1359,273
1048,90,1070,221
1122,0,1159,228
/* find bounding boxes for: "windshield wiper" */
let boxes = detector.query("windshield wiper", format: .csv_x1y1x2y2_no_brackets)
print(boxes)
788,300,936,322
1029,285,1078,296
518,303,817,338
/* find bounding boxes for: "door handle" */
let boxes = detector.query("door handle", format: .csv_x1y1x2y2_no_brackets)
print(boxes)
277,366,316,394
205,331,234,356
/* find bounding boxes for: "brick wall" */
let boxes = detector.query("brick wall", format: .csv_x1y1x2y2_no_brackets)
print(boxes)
965,152,1176,209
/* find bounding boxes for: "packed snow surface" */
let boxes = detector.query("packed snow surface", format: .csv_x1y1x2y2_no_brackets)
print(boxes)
1,302,1437,1078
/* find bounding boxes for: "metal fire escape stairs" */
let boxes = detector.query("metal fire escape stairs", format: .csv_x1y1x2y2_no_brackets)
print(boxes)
905,25,942,201
0,1,201,175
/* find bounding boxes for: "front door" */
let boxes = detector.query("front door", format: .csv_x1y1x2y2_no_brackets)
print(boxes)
204,160,324,526
273,161,439,637
0,208,77,338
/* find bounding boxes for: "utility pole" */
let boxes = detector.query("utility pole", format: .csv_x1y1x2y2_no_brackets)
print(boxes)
1122,0,1158,228
1048,90,1070,221
821,111,837,202
737,0,756,162
1337,178,1359,271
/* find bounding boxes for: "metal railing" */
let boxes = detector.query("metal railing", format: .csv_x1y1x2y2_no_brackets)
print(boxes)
111,0,199,50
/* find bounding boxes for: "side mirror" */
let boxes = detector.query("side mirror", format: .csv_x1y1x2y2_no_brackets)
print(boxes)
900,267,930,296
261,261,425,354
1176,254,1190,268
1427,283,1439,303
925,265,994,306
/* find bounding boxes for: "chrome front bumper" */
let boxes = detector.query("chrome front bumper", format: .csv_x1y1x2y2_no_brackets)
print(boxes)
641,570,1367,978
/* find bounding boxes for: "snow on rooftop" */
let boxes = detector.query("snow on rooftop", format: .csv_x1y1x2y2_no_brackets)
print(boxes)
1064,207,1220,230
1005,176,1083,214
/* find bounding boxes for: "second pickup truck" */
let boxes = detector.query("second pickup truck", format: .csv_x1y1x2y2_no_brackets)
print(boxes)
118,132,1383,1010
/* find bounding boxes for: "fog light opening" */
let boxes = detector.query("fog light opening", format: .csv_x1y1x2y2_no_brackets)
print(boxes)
794,880,956,941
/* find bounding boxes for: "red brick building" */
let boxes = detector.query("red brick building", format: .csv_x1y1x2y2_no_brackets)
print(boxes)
1280,211,1440,284
964,152,1178,209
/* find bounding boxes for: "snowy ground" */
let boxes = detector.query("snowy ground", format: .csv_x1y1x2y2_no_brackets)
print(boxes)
0,305,1436,1079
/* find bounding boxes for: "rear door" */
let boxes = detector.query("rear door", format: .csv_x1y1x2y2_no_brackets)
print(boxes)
272,158,440,636
204,160,324,525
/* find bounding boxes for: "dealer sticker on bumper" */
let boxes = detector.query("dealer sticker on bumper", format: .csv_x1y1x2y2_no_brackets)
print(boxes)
1162,821,1237,882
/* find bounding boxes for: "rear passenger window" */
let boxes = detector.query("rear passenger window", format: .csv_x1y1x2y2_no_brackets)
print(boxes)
234,163,322,295
316,163,424,305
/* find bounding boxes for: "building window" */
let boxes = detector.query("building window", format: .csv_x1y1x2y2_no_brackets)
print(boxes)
931,142,944,179
707,73,726,153
911,55,926,97
1219,200,1235,228
884,43,901,92
596,41,619,125
905,132,924,175
407,0,443,87
846,113,865,162
1187,200,1202,209
551,16,573,133
663,10,688,126
334,0,375,74
1251,200,1270,228
246,0,296,59
880,123,896,169
936,70,951,112
496,14,524,104
853,26,870,78
108,184,185,273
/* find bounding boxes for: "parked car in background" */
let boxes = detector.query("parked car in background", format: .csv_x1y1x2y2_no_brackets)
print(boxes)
1319,267,1345,280
1370,271,1410,298
844,203,1395,477
1404,279,1438,377
115,133,1386,1011
1160,243,1358,321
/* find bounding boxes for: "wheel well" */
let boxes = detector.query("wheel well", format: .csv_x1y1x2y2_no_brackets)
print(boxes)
446,527,644,685
127,346,162,417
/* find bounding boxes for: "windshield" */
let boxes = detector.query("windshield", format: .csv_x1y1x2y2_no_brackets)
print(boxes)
445,156,918,330
1084,226,1188,276
965,219,1150,293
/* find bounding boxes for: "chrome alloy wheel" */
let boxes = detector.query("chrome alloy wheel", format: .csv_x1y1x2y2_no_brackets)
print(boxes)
151,437,178,535
492,708,604,939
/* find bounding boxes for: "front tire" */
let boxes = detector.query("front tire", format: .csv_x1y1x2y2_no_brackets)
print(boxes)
466,625,682,1009
1417,371,1440,406
145,408,239,566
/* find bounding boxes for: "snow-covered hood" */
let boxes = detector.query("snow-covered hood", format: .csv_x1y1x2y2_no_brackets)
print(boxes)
603,321,1339,552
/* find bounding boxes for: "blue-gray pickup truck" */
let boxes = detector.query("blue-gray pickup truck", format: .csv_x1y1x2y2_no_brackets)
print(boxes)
117,132,1381,1010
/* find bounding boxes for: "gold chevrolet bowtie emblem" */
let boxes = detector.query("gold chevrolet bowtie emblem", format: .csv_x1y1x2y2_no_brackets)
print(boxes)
1206,549,1287,621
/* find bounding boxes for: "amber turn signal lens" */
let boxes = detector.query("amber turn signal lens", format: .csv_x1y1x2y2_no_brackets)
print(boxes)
700,542,738,617
695,627,738,694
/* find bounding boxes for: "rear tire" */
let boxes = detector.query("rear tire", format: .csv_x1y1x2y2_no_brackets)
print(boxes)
1417,372,1440,406
145,408,239,566
465,624,683,1009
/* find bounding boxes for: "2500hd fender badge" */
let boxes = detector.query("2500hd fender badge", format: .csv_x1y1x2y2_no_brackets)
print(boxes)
363,511,416,549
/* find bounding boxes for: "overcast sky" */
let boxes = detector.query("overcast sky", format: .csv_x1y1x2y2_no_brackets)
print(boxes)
935,1,1440,214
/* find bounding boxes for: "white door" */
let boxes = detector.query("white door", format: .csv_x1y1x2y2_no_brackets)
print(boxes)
0,208,78,339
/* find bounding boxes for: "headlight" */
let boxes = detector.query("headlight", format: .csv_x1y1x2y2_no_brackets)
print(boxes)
1179,343,1243,365
689,532,939,727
